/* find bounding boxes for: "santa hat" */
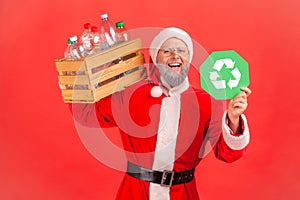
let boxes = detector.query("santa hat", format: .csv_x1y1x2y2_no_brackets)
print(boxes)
149,27,194,65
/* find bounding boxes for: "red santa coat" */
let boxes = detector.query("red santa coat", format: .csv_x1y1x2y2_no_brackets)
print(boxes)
70,79,250,200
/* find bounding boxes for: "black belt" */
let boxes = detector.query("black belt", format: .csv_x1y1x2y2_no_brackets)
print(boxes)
126,162,195,187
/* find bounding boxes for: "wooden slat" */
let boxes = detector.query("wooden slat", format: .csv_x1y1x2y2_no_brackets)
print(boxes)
55,59,86,72
94,67,147,101
62,89,94,101
62,99,94,103
84,39,142,71
90,54,144,85
114,67,147,91
58,75,89,85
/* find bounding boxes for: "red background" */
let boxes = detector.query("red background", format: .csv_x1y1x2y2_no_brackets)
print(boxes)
1,0,300,199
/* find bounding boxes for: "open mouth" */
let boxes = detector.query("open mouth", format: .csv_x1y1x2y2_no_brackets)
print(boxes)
168,63,182,68
167,62,182,72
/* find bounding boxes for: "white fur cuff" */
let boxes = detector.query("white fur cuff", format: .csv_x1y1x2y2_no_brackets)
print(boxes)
222,112,250,150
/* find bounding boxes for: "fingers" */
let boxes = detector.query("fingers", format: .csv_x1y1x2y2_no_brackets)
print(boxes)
237,103,247,111
232,92,247,103
233,101,247,108
227,87,251,118
240,87,252,97
231,87,251,101
230,99,247,108
235,92,247,100
228,100,248,117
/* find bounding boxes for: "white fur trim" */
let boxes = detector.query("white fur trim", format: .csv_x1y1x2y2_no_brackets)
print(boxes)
150,95,180,200
149,78,188,200
222,111,250,150
149,27,193,64
150,184,170,200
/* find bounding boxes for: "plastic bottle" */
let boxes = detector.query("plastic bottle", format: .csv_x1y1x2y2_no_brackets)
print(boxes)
100,13,116,46
77,41,89,58
89,26,109,55
115,21,129,44
69,36,82,60
64,38,73,60
80,23,94,52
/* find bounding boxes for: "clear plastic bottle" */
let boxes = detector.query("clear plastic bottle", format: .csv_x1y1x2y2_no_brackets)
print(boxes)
100,13,116,46
78,43,89,58
69,36,82,60
64,38,73,60
80,23,94,52
89,26,109,56
115,21,129,44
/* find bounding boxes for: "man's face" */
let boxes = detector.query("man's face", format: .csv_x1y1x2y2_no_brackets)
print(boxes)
156,37,190,88
157,37,190,74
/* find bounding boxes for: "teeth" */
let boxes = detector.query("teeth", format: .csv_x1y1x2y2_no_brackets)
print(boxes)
168,63,181,67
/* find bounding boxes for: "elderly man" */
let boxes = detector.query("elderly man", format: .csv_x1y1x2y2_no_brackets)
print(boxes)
70,27,251,200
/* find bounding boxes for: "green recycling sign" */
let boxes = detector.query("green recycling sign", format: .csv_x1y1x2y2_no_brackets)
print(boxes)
200,50,249,100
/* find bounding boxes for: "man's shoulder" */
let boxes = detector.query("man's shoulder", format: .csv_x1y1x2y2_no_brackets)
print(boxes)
113,80,158,101
186,86,211,97
128,80,156,95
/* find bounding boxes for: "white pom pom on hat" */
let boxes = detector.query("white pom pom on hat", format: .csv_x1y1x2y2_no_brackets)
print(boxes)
150,86,163,98
149,27,193,65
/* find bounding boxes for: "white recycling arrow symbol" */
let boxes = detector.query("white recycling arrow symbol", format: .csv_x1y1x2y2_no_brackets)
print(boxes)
228,68,241,89
209,71,226,89
209,58,241,90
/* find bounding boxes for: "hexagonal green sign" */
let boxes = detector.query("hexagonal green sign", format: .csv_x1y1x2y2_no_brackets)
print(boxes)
200,50,249,100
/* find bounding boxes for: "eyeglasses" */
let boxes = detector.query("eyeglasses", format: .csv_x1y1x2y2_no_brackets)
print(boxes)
159,47,189,57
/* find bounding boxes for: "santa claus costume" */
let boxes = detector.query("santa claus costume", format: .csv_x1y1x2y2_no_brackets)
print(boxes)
70,27,250,200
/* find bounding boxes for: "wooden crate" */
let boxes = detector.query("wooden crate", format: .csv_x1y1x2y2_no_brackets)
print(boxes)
55,39,147,103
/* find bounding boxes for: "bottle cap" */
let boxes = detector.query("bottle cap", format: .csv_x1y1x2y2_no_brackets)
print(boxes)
91,26,98,33
101,13,108,20
84,23,91,30
70,35,78,42
116,21,124,28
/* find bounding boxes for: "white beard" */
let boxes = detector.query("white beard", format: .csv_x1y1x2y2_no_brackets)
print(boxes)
157,62,190,88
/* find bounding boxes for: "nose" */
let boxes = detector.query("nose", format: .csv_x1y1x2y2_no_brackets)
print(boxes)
170,51,180,58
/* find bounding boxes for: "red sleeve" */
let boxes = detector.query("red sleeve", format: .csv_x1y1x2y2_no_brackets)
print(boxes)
214,134,246,163
214,115,249,163
201,97,249,163
68,95,116,128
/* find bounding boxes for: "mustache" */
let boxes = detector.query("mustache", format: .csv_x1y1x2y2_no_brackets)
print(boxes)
157,62,190,88
167,59,182,64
